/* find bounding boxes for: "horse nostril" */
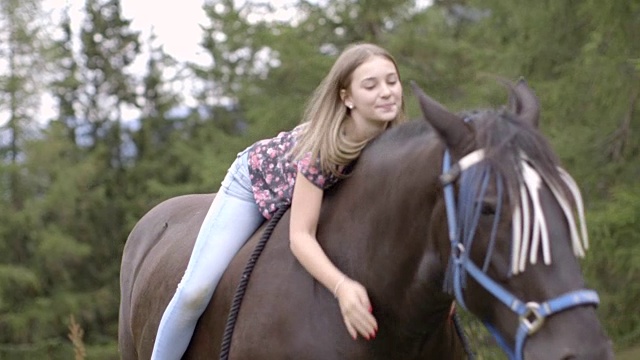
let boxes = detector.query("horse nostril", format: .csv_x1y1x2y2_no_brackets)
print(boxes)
561,356,575,360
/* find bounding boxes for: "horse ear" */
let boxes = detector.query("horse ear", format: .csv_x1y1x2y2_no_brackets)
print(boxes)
410,81,471,152
505,77,540,128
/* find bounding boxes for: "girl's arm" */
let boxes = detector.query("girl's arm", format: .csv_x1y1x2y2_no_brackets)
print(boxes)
289,170,377,340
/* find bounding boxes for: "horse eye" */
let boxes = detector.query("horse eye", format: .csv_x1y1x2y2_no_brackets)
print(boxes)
473,200,496,215
481,202,496,215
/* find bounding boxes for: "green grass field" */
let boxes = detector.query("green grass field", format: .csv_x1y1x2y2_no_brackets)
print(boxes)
617,343,640,360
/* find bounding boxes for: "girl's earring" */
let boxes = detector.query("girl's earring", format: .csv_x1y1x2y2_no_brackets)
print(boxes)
346,103,353,109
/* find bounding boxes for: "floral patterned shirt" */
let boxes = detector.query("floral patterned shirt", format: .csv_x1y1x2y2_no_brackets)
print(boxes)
247,125,340,219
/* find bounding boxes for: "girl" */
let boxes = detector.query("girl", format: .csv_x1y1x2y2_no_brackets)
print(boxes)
152,42,406,359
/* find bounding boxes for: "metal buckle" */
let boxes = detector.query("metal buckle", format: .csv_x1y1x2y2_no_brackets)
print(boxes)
452,243,465,261
520,302,545,334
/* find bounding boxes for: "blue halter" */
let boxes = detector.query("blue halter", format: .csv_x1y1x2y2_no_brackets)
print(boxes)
441,149,600,360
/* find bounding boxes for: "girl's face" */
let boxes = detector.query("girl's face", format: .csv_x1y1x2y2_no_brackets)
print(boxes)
342,56,403,131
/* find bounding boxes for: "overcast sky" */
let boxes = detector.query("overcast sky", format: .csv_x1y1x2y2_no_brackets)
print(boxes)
43,0,209,64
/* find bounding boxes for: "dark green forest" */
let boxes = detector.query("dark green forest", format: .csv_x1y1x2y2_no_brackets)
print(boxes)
0,0,638,358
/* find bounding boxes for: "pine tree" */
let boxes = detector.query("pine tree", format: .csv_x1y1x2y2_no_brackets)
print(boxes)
48,9,81,145
0,0,47,210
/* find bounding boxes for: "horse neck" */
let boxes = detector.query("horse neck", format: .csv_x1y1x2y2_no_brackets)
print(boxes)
322,135,454,332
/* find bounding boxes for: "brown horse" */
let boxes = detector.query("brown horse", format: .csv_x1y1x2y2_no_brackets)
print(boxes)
118,80,614,359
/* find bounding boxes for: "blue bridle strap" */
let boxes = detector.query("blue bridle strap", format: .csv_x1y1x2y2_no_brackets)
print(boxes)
466,261,600,359
441,150,600,360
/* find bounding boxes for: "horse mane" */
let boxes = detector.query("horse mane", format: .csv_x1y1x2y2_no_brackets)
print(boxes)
463,109,562,188
454,108,589,278
373,110,562,182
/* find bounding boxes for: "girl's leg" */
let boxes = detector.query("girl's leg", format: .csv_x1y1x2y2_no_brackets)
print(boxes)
151,151,263,360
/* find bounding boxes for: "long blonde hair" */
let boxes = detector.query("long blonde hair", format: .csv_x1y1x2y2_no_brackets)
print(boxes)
291,43,406,177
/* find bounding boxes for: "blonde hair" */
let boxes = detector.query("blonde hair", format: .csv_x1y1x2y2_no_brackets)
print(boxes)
291,43,406,177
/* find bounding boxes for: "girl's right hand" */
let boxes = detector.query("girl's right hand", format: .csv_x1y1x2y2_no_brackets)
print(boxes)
335,277,378,340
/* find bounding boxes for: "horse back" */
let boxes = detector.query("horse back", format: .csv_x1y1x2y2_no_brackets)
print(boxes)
119,193,275,359
118,194,214,359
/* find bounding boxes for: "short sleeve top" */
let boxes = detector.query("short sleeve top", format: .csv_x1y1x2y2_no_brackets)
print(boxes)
247,125,340,219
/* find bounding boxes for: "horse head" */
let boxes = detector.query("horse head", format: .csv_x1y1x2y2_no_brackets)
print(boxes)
411,80,614,360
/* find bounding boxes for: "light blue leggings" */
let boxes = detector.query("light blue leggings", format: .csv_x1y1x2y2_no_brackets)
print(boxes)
151,149,265,360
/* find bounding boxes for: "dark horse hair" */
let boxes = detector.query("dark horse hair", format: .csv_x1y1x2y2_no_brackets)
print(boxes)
118,79,613,359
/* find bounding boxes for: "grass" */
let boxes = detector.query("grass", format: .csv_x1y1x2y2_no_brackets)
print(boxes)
68,315,86,360
617,343,640,360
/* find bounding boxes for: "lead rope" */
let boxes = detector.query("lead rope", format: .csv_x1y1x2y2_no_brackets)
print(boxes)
219,205,289,360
